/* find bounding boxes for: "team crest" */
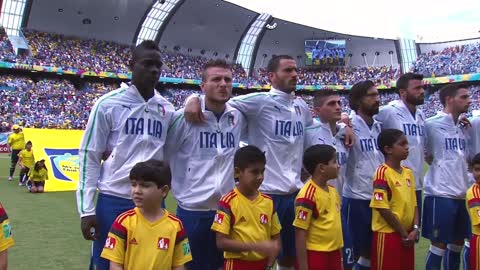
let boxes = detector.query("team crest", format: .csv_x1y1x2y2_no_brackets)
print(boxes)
214,213,224,224
104,237,116,249
158,104,166,116
395,181,401,187
2,223,11,239
298,210,308,221
228,115,235,126
406,179,411,187
260,214,268,224
157,237,170,250
374,192,384,201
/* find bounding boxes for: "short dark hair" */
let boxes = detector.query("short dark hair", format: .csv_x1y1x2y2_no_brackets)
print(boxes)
472,153,480,167
201,59,232,82
377,129,405,155
267,55,295,73
26,140,32,145
348,80,375,112
303,144,336,175
313,90,340,107
395,73,423,94
234,145,266,170
129,159,171,188
439,83,469,107
132,40,161,62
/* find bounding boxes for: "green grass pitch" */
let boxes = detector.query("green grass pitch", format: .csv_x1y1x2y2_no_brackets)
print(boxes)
0,154,433,269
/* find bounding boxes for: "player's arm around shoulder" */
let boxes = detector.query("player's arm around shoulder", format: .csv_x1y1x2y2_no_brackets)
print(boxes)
229,92,269,118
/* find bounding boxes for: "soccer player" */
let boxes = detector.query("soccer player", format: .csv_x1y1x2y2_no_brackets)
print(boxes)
468,112,480,163
76,40,175,270
101,160,192,270
343,80,384,270
17,141,35,186
304,90,354,269
375,73,426,222
370,129,418,270
0,203,14,270
26,159,48,193
294,144,343,270
186,55,314,270
167,60,246,270
211,146,281,270
466,153,480,270
7,124,25,181
423,84,471,270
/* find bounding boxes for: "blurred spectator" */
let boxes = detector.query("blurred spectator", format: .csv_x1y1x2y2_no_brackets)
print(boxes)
412,43,480,77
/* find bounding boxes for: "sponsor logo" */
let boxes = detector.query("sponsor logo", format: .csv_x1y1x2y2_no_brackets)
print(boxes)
121,104,132,111
129,238,138,245
374,192,384,201
104,237,116,249
298,210,308,221
2,223,12,239
157,237,170,250
214,213,224,224
182,242,191,255
44,148,79,181
260,214,268,224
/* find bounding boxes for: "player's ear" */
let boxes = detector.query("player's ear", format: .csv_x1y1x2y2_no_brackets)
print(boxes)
160,185,170,197
234,167,240,179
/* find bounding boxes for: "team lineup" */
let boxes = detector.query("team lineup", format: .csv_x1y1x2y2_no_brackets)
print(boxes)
58,40,479,270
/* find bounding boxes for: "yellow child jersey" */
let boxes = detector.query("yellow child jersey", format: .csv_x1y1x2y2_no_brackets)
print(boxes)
293,180,343,252
18,149,35,169
101,208,192,270
7,132,25,150
0,203,14,252
211,188,282,261
466,183,480,236
28,168,48,182
370,164,417,233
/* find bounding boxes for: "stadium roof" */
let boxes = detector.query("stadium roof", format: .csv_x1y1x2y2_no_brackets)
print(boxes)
225,0,480,43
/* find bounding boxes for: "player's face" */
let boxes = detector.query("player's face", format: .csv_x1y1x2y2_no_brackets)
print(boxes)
269,59,298,93
25,144,32,150
201,67,232,104
389,135,409,160
322,155,339,180
316,95,342,123
130,179,169,209
451,88,471,114
13,129,19,133
404,79,425,106
473,164,480,184
131,49,163,90
360,87,380,116
237,162,266,192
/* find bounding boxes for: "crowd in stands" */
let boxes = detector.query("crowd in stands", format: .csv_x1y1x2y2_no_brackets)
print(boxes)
0,28,17,63
0,75,478,131
412,42,480,77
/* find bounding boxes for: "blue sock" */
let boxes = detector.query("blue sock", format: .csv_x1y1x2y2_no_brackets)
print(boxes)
463,241,470,270
443,244,463,270
354,257,370,270
426,245,445,270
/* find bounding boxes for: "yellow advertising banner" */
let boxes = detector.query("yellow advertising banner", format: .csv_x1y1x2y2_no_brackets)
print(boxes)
23,128,84,192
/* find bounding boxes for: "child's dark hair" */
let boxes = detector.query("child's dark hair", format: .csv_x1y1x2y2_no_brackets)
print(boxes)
25,141,32,146
377,129,406,155
234,145,266,170
472,153,480,167
129,159,171,188
303,144,336,175
34,160,47,172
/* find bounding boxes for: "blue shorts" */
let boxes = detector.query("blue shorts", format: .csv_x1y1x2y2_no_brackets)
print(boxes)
416,190,423,226
342,197,372,256
176,207,223,270
422,196,470,244
268,192,298,260
91,193,135,270
342,212,355,268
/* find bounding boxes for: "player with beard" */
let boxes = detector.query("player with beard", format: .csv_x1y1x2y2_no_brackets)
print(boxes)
423,84,471,270
342,80,384,270
375,73,426,224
